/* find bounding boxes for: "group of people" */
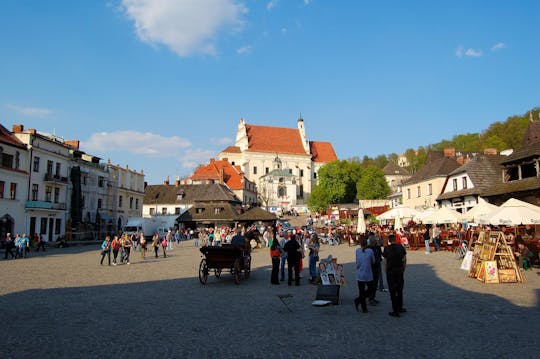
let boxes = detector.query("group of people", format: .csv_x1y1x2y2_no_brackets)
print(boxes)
3,232,46,260
99,231,172,266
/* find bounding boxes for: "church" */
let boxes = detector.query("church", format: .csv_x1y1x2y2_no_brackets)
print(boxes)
218,118,338,210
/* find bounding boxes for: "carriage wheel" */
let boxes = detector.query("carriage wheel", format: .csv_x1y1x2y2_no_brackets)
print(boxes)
233,259,241,285
199,259,209,284
244,256,251,280
214,268,222,278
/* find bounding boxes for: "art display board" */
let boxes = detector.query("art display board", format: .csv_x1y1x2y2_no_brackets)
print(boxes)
318,256,345,286
460,250,474,271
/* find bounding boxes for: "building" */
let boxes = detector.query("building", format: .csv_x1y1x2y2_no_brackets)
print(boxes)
401,149,462,210
184,158,257,206
382,160,411,208
0,124,29,238
218,118,338,210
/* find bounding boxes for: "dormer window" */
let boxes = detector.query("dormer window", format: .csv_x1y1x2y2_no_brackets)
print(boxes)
177,191,184,200
196,208,205,214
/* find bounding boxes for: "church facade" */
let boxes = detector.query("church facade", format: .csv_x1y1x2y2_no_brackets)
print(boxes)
218,118,337,210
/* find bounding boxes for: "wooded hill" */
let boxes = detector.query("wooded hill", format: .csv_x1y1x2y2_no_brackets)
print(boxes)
352,107,540,174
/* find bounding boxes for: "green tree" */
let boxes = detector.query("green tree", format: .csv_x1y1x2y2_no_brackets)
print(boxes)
356,166,390,199
317,160,363,203
373,154,389,169
482,135,508,151
307,184,331,213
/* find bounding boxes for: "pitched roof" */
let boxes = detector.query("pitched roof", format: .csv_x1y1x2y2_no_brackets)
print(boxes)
437,155,504,200
176,204,277,223
310,141,338,162
190,159,247,190
403,155,460,185
144,183,240,205
483,176,540,197
222,146,241,154
383,161,410,176
522,119,540,147
236,207,278,221
500,141,540,165
246,124,308,155
0,124,26,149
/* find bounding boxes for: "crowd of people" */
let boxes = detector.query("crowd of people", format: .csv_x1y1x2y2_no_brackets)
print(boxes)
3,232,47,260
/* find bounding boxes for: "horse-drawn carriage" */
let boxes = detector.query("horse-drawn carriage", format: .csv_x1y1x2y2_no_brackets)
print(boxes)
198,245,251,285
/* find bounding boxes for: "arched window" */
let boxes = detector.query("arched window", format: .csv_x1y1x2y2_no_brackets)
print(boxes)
278,185,286,197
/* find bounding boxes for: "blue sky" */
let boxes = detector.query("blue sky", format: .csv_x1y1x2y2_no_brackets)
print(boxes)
1,0,538,184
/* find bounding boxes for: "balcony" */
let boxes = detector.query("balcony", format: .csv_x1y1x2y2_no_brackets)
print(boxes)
44,173,69,184
26,201,66,210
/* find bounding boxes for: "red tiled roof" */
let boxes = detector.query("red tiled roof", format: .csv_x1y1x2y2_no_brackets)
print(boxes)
246,125,308,155
310,141,338,162
0,124,26,149
190,159,246,190
222,146,241,153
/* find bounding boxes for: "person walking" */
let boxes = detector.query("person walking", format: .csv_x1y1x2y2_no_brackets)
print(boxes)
100,236,111,266
382,234,407,317
151,233,160,258
354,239,375,313
140,232,146,260
4,233,15,259
20,233,30,258
423,226,431,254
279,234,288,282
161,236,168,258
166,230,173,251
111,235,121,265
368,232,383,304
36,233,46,252
308,234,320,284
270,235,282,285
122,234,132,264
283,234,301,286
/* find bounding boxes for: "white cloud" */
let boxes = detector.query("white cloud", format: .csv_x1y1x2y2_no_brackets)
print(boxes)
267,0,278,10
236,45,252,55
121,0,247,57
491,42,505,51
5,104,53,117
304,0,311,5
180,148,216,168
82,130,191,157
210,137,233,145
281,27,288,34
456,46,482,58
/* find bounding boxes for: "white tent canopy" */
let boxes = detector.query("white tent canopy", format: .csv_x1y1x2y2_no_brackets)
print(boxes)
478,198,540,226
422,207,464,225
464,202,499,222
377,205,419,221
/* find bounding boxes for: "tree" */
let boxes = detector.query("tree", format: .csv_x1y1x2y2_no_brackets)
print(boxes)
356,166,390,199
317,160,363,203
307,184,331,213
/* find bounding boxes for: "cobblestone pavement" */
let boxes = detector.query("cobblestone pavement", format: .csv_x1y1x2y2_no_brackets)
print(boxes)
1,242,539,359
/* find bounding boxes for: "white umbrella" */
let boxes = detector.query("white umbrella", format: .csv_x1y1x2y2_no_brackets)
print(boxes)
377,205,418,221
480,198,540,226
394,214,404,230
357,208,367,234
422,207,463,225
464,202,499,222
414,207,436,222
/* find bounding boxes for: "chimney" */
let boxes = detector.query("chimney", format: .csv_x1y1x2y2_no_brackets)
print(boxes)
483,148,497,155
65,140,80,149
443,148,455,157
29,128,37,135
456,156,464,165
12,124,24,133
175,177,180,187
210,158,215,163
163,176,170,185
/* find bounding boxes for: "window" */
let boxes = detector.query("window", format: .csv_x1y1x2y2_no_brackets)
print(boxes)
265,167,269,174
47,160,53,175
300,169,304,177
214,207,222,214
149,208,156,215
98,177,104,187
289,169,293,174
253,166,257,175
15,151,20,169
407,188,411,199
416,186,421,198
129,197,133,209
162,207,167,215
118,195,123,207
0,181,4,198
231,161,235,165
54,188,60,203
521,161,537,179
55,218,62,235
1,153,13,168
278,185,286,197
55,162,61,177
298,185,304,198
177,193,184,200
40,218,47,234
45,186,52,202
135,198,139,209
462,176,467,189
428,183,432,195
32,184,39,201
82,176,87,185
196,208,205,214
452,178,458,191
33,156,40,172
97,198,102,209
175,207,181,214
314,172,317,179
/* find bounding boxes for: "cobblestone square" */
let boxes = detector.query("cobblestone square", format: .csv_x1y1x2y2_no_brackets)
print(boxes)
1,242,539,358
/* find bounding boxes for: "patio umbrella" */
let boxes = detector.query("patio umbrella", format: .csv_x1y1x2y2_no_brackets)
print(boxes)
422,207,463,225
464,202,499,223
376,205,418,221
357,208,367,234
414,207,436,222
480,198,540,226
394,214,404,230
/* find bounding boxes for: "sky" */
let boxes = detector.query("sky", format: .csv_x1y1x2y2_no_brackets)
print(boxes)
1,0,539,184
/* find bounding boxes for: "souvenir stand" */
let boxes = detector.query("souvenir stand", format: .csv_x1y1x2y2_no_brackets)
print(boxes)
467,231,523,283
315,255,345,305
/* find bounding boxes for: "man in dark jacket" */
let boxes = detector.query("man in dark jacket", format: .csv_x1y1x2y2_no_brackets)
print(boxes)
283,234,301,286
382,234,407,317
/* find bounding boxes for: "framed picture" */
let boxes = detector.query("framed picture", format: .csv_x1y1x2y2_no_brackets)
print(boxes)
483,261,499,284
